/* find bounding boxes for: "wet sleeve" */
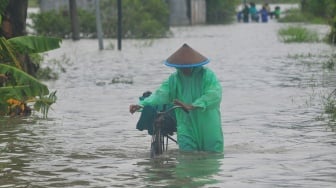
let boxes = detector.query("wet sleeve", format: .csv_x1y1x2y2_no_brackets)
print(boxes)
139,77,172,106
192,69,222,110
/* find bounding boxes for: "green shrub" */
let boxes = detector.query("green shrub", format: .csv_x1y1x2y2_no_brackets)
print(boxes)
327,16,336,44
299,0,336,44
78,9,96,37
30,0,170,39
278,26,319,43
30,9,95,38
101,0,170,38
28,0,38,8
206,0,239,24
278,8,327,24
252,0,298,3
322,54,336,70
324,94,336,121
301,0,329,18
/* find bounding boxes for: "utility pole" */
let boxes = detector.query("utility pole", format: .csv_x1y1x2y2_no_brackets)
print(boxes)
95,0,104,50
117,0,122,50
69,0,80,40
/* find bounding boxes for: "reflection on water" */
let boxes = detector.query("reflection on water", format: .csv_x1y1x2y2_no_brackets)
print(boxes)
137,151,223,188
1,5,336,187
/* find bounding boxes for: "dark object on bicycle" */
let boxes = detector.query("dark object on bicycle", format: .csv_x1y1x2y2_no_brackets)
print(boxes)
136,91,177,136
139,91,152,100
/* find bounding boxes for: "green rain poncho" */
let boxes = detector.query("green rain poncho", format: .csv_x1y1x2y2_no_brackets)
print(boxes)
139,66,223,153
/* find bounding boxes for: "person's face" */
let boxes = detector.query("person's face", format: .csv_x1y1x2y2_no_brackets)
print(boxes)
179,68,192,76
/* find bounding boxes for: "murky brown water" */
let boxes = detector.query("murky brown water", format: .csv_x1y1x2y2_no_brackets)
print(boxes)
1,5,336,187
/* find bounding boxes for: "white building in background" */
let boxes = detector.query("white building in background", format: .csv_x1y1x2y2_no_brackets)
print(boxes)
38,0,206,26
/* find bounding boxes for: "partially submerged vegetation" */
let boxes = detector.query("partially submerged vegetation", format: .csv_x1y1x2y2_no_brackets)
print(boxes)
35,54,71,81
278,26,319,43
283,0,336,123
30,0,170,39
252,0,298,3
0,36,61,118
29,0,238,39
287,52,336,71
323,90,336,122
322,54,336,124
286,51,336,127
206,0,238,24
1,0,61,118
276,0,336,125
279,0,336,44
278,8,327,24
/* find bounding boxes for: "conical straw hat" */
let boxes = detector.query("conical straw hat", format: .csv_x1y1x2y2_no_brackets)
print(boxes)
164,44,209,68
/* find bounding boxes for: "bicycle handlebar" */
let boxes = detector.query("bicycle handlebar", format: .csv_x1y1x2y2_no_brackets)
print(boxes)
157,105,189,115
132,104,189,114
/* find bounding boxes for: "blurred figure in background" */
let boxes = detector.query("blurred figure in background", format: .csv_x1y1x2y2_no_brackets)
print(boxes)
259,5,269,23
242,3,250,23
249,2,259,22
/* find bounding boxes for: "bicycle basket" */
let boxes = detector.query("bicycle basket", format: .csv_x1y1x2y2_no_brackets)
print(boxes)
136,105,177,135
135,91,177,135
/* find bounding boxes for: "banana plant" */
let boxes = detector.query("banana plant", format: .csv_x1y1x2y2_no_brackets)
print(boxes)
0,63,56,118
0,63,49,96
0,35,62,117
0,36,62,69
8,36,62,54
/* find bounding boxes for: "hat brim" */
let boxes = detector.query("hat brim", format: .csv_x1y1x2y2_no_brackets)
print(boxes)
164,59,210,68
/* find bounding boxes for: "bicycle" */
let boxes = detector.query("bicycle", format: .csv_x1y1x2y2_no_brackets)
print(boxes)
135,105,188,158
150,105,187,158
132,91,190,158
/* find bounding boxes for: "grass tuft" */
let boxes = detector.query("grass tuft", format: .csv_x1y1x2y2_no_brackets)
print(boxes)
278,26,319,43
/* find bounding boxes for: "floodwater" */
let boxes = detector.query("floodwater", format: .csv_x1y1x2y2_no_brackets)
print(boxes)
2,7,336,188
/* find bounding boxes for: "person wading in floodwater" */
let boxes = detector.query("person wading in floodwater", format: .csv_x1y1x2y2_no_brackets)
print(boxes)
130,43,224,153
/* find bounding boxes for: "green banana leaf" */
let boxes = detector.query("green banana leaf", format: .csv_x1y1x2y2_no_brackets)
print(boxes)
0,37,23,69
0,85,31,103
0,64,49,100
8,36,62,54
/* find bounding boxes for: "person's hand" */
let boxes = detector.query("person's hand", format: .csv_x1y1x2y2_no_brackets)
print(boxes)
173,99,195,111
129,104,142,114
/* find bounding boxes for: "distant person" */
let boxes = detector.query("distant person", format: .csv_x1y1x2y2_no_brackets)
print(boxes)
242,4,250,23
270,6,281,19
249,2,259,22
264,3,271,16
259,5,268,23
237,10,242,22
274,6,281,19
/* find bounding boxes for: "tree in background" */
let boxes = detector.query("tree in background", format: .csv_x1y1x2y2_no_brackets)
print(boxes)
31,0,170,39
101,0,170,38
325,0,336,44
31,0,240,38
0,0,39,75
0,0,28,38
300,0,336,44
206,0,239,24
